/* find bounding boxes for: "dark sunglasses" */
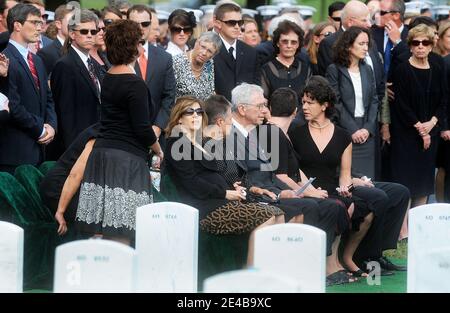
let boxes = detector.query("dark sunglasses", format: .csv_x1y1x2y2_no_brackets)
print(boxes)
182,108,204,116
98,27,106,32
410,39,433,47
380,10,399,16
320,31,333,37
170,26,193,34
220,19,244,27
140,21,151,28
331,17,341,22
74,28,99,35
104,19,114,26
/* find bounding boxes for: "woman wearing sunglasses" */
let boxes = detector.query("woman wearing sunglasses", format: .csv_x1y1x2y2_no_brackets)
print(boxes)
306,22,336,75
390,24,447,209
166,9,196,57
260,20,311,115
172,31,222,101
162,96,284,266
89,16,111,83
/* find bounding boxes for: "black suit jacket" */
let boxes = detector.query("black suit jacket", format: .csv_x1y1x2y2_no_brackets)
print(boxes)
51,47,101,149
134,45,176,130
0,31,9,52
371,25,408,60
214,40,260,100
37,39,63,75
0,42,57,166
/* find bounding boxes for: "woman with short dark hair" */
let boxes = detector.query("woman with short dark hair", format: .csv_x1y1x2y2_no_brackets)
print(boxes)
261,20,311,113
72,20,163,245
326,26,379,179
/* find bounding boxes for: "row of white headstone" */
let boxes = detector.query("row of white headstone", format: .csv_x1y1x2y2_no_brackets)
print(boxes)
1,202,449,292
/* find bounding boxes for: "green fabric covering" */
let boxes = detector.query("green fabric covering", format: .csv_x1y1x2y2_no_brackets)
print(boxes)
14,165,53,222
160,173,181,202
152,185,167,202
38,161,57,176
0,171,62,290
198,231,249,291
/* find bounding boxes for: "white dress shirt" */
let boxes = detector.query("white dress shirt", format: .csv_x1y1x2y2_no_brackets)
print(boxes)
219,34,237,59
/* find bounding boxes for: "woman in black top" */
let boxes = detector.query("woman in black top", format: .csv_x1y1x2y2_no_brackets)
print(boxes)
391,24,448,208
289,77,380,281
261,20,311,113
74,20,162,245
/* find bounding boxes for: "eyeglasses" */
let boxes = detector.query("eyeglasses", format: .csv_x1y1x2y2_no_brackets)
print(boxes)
319,31,333,37
331,17,341,22
279,39,299,46
74,28,99,35
219,19,244,27
410,39,433,47
182,108,204,116
25,20,44,27
242,102,268,110
380,10,399,16
139,21,151,28
98,27,105,33
170,26,193,34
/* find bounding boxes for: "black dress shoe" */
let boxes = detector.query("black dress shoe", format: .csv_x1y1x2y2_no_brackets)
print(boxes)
360,260,395,276
378,256,407,271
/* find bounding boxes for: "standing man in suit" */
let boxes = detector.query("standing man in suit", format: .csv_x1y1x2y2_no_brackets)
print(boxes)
213,2,260,101
37,5,73,76
0,3,56,173
50,9,100,156
0,0,17,51
128,4,175,140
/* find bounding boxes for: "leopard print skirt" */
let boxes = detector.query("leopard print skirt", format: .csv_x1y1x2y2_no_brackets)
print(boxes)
200,201,284,235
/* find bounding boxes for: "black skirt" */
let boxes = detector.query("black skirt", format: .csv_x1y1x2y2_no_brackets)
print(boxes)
76,147,152,239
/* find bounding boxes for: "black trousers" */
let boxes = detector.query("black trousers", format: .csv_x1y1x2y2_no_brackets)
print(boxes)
352,181,410,262
313,198,343,256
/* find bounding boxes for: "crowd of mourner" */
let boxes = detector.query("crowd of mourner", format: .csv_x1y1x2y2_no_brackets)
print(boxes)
0,0,449,286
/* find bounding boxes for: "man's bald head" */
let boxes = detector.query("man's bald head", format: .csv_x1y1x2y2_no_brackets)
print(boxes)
341,0,371,29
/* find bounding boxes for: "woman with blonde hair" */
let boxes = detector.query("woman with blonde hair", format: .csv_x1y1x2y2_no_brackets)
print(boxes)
307,22,336,75
434,22,450,57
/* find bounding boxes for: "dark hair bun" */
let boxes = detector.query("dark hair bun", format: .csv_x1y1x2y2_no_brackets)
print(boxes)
187,11,197,28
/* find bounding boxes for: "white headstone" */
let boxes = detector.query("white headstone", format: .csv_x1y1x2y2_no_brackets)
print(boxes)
408,203,450,292
254,224,326,293
0,222,23,293
135,202,199,292
54,239,137,292
203,269,302,293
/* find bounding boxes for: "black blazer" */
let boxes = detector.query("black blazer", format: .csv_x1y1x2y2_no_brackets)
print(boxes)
0,109,8,126
37,38,63,75
163,135,229,219
214,40,260,100
134,45,176,130
50,47,101,150
326,62,379,136
0,42,57,166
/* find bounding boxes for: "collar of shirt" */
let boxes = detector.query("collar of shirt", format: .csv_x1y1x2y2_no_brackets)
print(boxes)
384,24,404,50
273,57,299,70
56,35,65,47
232,118,250,138
9,39,29,62
219,33,237,58
166,41,188,56
141,41,149,59
71,44,90,70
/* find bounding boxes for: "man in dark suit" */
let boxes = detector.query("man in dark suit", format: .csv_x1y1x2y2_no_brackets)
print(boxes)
212,2,260,101
0,4,56,173
128,4,175,140
50,9,100,156
37,4,73,75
